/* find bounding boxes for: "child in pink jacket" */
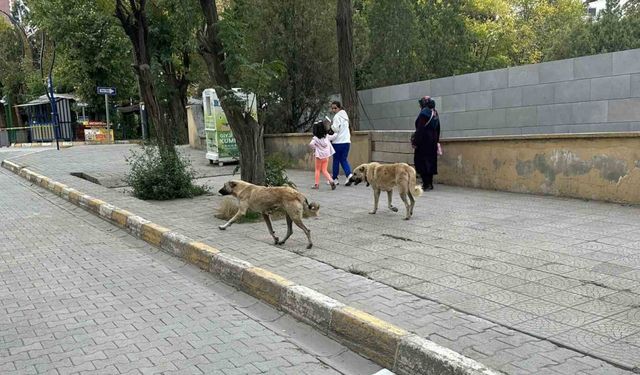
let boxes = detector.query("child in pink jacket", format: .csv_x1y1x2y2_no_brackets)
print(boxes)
309,122,337,190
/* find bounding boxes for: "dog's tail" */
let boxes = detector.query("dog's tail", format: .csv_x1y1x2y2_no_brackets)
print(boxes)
303,198,321,217
410,170,423,197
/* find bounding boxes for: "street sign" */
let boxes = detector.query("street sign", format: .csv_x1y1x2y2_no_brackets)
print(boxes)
97,87,116,143
97,86,116,96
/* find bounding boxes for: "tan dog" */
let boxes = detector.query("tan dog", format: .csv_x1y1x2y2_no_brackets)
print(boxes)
218,180,320,249
347,162,422,220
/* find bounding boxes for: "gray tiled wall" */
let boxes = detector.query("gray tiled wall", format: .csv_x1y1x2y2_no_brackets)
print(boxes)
357,49,640,137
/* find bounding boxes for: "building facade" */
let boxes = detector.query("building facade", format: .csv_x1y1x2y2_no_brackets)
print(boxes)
0,0,12,21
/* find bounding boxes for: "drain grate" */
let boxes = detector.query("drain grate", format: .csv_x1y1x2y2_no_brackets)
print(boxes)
70,172,101,185
70,172,128,188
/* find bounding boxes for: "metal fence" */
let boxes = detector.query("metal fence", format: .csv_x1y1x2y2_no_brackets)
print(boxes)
0,122,75,146
28,122,74,142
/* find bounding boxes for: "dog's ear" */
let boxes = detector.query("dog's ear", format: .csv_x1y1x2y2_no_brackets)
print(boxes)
228,181,236,188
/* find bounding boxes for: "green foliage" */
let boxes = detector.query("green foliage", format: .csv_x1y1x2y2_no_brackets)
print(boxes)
5,0,640,136
233,152,296,187
219,0,338,133
0,21,24,102
624,0,640,15
125,146,208,200
417,0,477,78
0,16,40,107
366,0,421,86
27,0,137,109
265,153,296,188
513,0,585,63
550,0,640,59
361,0,639,86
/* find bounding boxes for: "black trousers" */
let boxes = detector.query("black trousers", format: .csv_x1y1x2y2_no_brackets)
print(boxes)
421,173,433,189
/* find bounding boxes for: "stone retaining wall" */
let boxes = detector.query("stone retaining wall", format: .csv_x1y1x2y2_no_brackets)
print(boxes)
266,131,640,204
357,49,640,138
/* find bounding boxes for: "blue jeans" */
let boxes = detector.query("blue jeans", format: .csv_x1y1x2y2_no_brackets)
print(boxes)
332,143,352,179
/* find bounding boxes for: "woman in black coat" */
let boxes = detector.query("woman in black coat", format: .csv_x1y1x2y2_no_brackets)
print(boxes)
413,96,440,191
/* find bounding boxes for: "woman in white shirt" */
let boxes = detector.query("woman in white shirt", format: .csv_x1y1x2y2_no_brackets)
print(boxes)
329,101,352,185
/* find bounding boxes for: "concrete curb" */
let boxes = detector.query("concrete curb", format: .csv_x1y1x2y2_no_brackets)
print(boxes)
2,159,503,375
9,141,76,148
8,140,143,148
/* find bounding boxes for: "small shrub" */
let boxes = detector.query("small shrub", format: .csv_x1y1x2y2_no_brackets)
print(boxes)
232,153,296,187
125,146,208,200
265,153,296,187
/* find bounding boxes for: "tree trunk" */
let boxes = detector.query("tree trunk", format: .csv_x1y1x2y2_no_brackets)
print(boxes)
167,92,188,145
115,0,175,154
227,110,265,184
163,60,189,145
0,104,7,130
336,0,360,131
198,0,265,185
13,105,22,127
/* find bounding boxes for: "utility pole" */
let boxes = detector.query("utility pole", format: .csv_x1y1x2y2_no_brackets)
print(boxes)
97,87,116,144
105,94,110,143
47,76,60,151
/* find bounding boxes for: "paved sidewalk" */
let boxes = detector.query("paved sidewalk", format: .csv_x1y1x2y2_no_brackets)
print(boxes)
0,168,381,375
6,144,640,374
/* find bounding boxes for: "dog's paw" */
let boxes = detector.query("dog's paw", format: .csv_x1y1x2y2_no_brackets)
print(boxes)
403,217,411,220
218,225,226,230
306,243,313,249
273,237,280,244
369,211,376,215
390,206,399,212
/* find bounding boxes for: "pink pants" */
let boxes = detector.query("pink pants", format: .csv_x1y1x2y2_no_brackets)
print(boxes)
315,157,333,185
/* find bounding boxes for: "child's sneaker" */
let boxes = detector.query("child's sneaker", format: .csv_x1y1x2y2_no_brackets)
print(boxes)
311,184,319,189
345,173,354,186
330,182,336,190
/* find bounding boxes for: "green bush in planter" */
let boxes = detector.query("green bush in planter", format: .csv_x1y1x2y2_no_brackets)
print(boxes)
125,146,208,200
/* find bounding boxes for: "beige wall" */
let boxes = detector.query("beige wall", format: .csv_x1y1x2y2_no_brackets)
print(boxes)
264,132,371,172
371,131,640,205
264,131,640,204
186,105,205,150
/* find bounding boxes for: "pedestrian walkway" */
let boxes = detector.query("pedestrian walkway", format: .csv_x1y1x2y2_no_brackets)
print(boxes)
5,144,640,374
0,168,381,375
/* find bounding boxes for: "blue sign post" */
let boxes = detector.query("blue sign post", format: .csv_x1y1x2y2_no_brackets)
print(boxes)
48,77,60,150
97,87,116,143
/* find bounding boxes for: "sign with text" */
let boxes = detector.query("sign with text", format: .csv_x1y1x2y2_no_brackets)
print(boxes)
84,128,114,144
87,121,107,127
96,86,116,96
203,88,255,164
